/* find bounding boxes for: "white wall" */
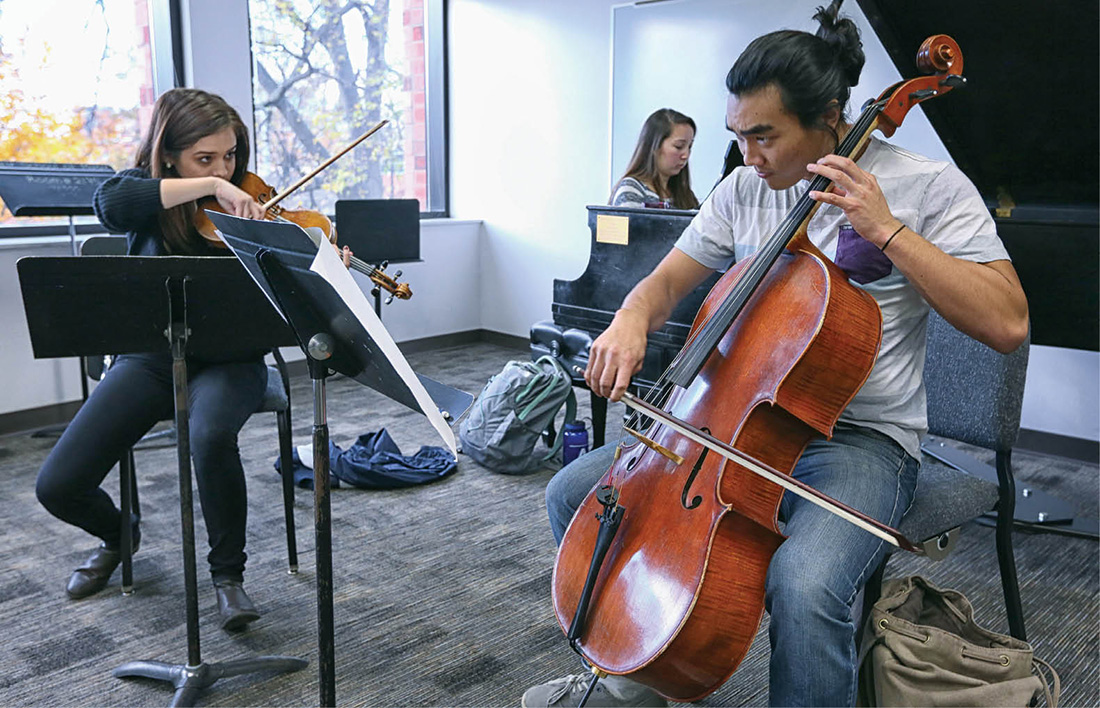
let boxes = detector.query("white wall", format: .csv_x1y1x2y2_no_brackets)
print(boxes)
448,0,618,335
0,239,88,413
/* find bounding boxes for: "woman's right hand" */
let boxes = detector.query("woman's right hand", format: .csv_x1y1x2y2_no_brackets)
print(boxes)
212,178,265,220
585,308,649,401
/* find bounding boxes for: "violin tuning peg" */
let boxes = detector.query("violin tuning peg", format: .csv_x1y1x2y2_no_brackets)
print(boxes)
380,260,389,270
385,295,394,305
371,287,380,297
393,270,402,278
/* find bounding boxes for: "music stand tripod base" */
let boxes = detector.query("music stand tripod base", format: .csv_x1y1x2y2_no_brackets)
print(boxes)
115,275,307,707
113,656,308,708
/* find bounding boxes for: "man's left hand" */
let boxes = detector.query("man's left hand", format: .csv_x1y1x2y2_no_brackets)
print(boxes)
807,155,902,248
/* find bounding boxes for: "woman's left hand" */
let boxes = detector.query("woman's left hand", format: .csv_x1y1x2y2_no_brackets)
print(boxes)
330,242,352,268
807,155,902,248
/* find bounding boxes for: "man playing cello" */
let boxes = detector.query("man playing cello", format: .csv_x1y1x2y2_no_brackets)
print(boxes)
523,2,1027,706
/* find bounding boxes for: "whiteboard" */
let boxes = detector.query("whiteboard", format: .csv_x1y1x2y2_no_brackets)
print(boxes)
610,0,953,197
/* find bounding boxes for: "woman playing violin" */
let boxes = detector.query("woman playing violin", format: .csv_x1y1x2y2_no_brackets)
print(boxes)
524,2,1028,707
34,87,337,631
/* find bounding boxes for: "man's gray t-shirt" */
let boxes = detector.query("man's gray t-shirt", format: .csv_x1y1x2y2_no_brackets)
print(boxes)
674,137,1009,458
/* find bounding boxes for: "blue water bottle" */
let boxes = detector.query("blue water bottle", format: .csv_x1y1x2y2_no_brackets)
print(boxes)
561,420,590,466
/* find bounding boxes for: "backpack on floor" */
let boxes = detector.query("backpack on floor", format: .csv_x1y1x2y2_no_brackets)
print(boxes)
458,355,576,475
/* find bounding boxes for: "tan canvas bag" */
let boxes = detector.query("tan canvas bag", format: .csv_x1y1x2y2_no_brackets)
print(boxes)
858,576,1058,707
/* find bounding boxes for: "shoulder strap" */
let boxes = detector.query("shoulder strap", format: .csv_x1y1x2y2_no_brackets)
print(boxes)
1033,657,1061,708
540,387,576,461
518,356,575,421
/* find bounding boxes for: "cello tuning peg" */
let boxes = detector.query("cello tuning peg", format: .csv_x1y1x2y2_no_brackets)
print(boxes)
385,295,394,305
371,287,380,297
393,270,402,278
380,260,389,270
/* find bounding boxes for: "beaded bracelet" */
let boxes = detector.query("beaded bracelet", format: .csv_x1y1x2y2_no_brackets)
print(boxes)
881,224,905,253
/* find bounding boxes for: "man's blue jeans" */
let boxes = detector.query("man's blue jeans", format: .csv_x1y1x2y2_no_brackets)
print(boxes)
545,424,919,707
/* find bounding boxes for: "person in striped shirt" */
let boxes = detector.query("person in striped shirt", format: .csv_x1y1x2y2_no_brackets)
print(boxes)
610,108,700,210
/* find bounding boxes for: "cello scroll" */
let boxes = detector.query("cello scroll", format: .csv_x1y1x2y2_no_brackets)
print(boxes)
876,35,965,136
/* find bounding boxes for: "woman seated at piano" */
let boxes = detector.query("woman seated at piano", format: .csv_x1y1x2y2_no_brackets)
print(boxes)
609,108,700,210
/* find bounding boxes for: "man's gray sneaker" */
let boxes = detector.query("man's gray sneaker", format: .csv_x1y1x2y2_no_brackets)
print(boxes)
521,673,667,708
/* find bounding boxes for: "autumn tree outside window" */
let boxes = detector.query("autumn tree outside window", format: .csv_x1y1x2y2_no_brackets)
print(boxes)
248,0,445,217
0,0,157,230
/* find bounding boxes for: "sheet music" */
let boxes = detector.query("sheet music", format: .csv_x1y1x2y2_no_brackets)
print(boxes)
309,240,459,458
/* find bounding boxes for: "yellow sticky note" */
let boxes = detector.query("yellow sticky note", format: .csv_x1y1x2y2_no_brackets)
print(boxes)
595,214,629,245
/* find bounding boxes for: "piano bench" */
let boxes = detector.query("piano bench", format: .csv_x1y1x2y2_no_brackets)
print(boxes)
530,320,607,449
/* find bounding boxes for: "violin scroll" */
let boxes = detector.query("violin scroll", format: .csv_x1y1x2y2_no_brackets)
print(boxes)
367,261,412,301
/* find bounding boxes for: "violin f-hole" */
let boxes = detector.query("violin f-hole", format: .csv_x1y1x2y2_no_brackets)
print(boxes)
681,427,711,510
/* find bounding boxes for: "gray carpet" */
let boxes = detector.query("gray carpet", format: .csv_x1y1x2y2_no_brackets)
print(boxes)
0,341,1096,707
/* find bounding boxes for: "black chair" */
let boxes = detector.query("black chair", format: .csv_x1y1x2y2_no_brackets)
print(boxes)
79,236,300,594
864,310,1030,641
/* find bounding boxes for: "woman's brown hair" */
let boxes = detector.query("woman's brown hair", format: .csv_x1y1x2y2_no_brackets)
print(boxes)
616,108,699,210
134,88,250,254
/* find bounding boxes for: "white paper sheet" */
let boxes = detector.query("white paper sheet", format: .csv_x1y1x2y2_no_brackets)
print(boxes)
309,240,459,458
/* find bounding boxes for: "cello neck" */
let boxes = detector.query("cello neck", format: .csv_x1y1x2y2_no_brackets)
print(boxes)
666,99,886,387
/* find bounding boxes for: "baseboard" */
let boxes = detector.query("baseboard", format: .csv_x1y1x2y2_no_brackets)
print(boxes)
1016,428,1099,464
0,330,531,438
0,400,83,439
397,329,529,354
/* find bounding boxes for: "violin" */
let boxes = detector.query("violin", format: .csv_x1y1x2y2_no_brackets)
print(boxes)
194,171,335,243
551,35,965,702
192,120,411,301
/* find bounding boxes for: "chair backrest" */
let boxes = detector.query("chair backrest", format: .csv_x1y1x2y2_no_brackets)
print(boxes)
80,235,128,256
923,310,1030,452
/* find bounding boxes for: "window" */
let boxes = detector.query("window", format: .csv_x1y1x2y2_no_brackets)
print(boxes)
0,0,158,230
247,0,446,216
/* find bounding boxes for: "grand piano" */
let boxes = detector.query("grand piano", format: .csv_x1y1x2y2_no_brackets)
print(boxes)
531,205,720,448
533,1,1098,452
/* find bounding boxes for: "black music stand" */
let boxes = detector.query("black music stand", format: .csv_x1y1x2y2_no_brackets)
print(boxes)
207,211,471,707
335,199,422,317
0,161,116,412
17,255,307,707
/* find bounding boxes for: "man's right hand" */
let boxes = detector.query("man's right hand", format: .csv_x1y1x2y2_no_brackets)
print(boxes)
585,308,649,401
583,247,716,402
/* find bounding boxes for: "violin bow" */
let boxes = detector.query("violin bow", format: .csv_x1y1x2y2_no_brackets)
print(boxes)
260,119,389,212
622,393,922,554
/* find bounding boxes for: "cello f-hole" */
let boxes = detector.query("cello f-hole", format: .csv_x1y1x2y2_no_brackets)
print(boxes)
681,427,711,510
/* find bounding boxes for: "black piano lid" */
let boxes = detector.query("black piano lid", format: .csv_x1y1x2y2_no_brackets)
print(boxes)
856,0,1099,213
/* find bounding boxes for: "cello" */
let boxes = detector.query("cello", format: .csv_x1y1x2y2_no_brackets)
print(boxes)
551,35,965,702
